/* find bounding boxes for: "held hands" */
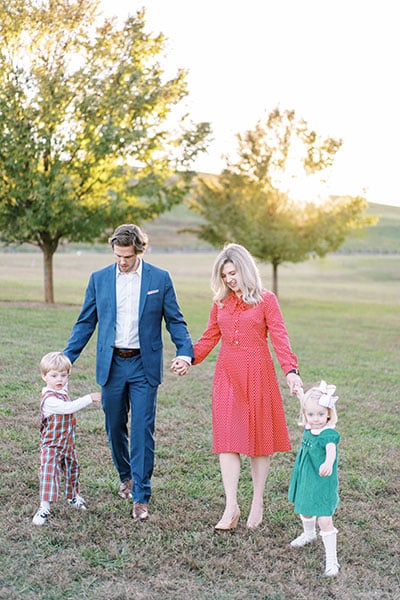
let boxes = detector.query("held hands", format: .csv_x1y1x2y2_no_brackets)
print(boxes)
286,372,303,396
170,358,190,376
90,392,102,403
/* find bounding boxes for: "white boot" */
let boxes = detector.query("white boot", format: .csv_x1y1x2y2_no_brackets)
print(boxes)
290,515,317,547
321,528,339,576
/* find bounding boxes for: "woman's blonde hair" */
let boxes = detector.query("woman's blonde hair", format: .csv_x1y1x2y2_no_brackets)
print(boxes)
211,243,263,305
298,385,338,427
40,352,72,376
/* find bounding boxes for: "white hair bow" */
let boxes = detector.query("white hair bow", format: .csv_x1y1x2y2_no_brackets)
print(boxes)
318,380,338,408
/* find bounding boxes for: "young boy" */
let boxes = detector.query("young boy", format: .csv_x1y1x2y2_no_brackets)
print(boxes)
32,352,101,526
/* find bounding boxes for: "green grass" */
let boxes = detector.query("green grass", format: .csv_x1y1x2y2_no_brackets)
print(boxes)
0,252,399,599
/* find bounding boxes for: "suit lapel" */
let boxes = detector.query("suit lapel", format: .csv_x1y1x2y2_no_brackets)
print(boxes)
106,264,117,319
139,260,152,320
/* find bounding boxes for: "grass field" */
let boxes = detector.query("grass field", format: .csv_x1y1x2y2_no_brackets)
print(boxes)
0,251,399,599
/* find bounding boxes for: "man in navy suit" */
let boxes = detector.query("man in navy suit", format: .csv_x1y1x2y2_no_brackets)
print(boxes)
64,224,193,521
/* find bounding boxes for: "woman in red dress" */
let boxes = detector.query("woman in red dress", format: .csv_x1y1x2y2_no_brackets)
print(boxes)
193,244,302,530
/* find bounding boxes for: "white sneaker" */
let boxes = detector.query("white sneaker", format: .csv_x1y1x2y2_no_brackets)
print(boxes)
325,562,340,577
32,506,50,526
68,494,87,510
290,532,317,547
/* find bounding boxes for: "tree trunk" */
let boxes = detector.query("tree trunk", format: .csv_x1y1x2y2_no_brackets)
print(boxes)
42,247,55,304
272,262,279,297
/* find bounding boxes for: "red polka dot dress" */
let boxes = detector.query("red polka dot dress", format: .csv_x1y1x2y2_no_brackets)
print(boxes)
193,290,297,456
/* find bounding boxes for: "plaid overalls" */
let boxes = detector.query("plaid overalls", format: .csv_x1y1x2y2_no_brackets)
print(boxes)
38,389,80,502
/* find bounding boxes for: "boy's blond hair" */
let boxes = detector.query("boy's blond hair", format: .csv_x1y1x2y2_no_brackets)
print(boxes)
40,352,72,376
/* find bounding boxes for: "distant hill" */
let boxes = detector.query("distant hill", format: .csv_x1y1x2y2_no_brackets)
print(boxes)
340,202,400,253
144,203,213,252
144,201,400,253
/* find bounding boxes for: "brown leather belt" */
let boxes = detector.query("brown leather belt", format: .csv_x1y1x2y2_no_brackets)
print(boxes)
113,348,141,358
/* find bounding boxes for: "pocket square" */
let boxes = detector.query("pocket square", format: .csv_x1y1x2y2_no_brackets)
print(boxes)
147,289,159,295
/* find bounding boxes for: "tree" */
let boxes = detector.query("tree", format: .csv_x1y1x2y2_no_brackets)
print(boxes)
0,0,211,302
188,108,376,296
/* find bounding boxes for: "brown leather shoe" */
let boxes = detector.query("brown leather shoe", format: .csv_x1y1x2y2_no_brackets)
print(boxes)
132,502,149,522
118,479,132,499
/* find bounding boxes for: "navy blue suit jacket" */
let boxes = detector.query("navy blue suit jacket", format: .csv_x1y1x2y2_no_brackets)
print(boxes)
64,260,193,387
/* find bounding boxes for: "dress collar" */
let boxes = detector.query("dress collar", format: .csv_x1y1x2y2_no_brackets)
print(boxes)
305,423,336,436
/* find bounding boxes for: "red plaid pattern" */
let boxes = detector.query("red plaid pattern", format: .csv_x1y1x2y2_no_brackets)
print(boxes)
38,389,80,502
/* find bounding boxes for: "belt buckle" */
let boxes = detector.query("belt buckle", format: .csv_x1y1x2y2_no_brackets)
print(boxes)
114,348,139,358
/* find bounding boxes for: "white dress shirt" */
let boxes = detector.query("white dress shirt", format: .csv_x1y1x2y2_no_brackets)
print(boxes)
115,260,142,349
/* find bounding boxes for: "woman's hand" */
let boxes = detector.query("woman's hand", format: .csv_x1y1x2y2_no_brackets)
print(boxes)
170,358,190,376
286,372,303,396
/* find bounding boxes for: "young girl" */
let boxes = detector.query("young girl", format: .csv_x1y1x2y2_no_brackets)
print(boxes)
32,352,101,526
288,380,340,577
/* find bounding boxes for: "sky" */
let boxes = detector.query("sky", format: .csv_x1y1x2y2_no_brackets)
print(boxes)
99,0,400,207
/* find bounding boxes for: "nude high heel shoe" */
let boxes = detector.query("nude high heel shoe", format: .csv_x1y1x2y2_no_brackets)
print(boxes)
215,507,241,530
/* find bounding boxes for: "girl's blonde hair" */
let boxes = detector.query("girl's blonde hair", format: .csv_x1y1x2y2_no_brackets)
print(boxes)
211,243,263,305
40,352,72,376
298,385,338,427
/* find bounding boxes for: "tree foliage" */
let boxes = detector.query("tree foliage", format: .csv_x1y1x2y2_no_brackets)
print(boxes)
188,108,376,296
0,0,211,302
